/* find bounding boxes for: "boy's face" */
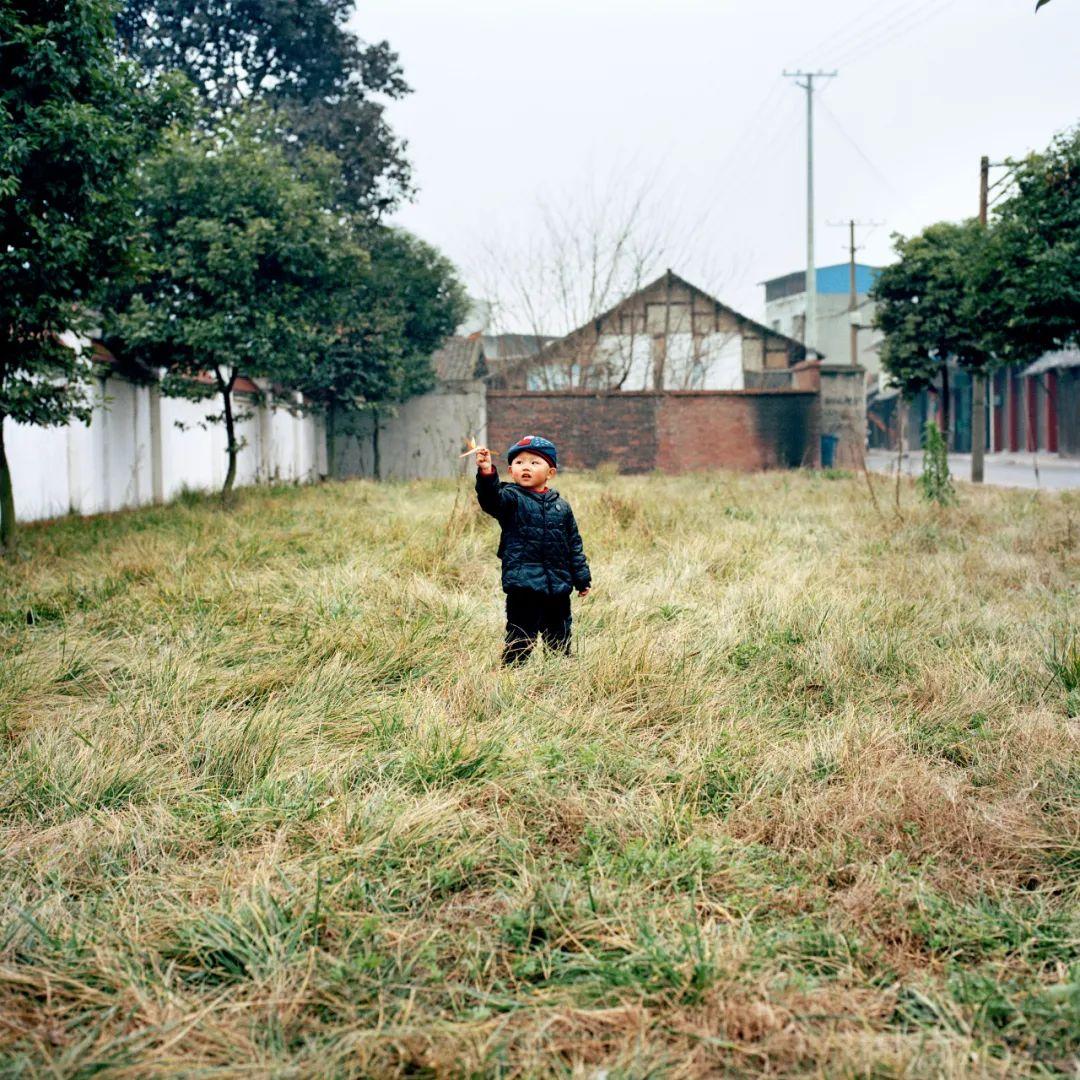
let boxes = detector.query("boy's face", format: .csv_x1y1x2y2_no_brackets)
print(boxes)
509,452,555,489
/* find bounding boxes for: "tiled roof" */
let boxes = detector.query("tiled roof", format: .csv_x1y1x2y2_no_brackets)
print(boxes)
482,333,555,360
431,333,484,382
93,340,261,395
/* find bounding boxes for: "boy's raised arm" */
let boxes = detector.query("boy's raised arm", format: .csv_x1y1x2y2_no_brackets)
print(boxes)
474,446,508,518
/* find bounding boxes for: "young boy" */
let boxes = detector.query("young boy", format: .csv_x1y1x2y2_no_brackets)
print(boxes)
474,435,592,666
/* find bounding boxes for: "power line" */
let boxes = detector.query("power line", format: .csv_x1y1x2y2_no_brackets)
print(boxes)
711,76,788,180
987,164,1018,193
824,0,941,64
785,0,925,74
828,0,960,69
732,91,804,179
816,96,902,199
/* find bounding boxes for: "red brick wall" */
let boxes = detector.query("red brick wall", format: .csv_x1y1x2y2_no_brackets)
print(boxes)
487,391,660,472
486,390,819,473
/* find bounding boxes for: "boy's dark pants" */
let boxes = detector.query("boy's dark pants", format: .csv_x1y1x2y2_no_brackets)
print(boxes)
503,588,572,666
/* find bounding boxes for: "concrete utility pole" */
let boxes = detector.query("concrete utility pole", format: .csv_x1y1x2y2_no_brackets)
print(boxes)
784,69,837,353
848,219,858,368
829,218,882,367
971,155,990,483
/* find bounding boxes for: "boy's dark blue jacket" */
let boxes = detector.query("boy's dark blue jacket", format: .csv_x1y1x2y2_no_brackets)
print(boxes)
475,466,591,595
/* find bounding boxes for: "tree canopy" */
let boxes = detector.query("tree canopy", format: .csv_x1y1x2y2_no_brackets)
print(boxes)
105,111,368,498
980,126,1080,364
0,0,180,554
872,219,995,438
117,0,412,213
293,225,468,477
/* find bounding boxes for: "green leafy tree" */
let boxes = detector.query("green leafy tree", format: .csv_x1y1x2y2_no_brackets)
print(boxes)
117,0,411,214
872,219,994,447
295,226,469,479
980,126,1080,363
106,111,366,501
0,0,179,556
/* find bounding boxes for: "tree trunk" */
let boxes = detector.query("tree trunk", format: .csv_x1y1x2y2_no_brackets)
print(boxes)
371,410,381,482
218,367,239,505
326,405,337,480
0,413,15,558
940,363,951,450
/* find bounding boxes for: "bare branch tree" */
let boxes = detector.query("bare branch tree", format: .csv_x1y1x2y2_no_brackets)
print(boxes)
474,162,729,392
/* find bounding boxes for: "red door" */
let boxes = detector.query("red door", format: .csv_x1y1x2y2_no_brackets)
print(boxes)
1047,370,1058,454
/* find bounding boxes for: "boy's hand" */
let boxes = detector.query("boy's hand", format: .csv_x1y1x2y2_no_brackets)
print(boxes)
475,446,494,474
577,587,591,597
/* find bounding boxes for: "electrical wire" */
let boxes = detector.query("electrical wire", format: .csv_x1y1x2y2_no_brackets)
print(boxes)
816,97,903,199
711,75,788,180
828,0,960,69
733,91,805,182
988,165,1018,193
826,0,942,66
785,0,926,74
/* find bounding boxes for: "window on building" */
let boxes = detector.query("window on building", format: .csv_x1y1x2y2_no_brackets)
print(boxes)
645,302,690,335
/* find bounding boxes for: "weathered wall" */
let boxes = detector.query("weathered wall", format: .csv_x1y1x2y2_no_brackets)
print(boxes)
1059,368,1080,458
332,381,487,480
5,373,326,524
792,362,866,466
486,389,819,473
487,392,659,472
657,391,818,471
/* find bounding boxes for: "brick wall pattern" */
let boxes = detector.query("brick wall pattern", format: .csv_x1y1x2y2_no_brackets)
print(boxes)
487,390,820,473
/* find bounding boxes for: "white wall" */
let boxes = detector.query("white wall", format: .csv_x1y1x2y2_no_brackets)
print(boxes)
765,292,883,383
581,331,746,391
5,373,326,524
333,382,486,481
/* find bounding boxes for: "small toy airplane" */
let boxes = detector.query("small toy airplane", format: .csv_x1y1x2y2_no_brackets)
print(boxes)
459,434,480,458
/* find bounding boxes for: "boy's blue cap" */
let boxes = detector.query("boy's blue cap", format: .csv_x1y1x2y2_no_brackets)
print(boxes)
507,434,557,468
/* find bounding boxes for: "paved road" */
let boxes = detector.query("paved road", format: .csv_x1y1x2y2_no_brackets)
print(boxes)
865,450,1080,492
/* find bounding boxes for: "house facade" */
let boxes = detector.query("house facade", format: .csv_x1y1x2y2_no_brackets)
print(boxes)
496,271,815,394
763,263,884,387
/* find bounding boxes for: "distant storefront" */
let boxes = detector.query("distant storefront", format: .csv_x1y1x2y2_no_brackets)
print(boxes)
867,351,1078,458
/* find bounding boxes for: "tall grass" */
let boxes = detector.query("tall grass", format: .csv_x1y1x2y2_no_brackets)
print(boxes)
1,470,1077,1077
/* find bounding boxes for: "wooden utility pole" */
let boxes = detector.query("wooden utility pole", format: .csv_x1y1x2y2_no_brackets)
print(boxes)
972,155,989,483
784,70,837,353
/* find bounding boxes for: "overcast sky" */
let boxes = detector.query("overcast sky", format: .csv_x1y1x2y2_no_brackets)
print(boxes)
350,0,1080,328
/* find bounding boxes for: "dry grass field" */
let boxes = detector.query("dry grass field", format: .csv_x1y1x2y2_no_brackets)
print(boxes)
1,467,1078,1077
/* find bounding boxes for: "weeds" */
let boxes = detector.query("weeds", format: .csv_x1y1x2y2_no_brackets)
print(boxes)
0,469,1077,1076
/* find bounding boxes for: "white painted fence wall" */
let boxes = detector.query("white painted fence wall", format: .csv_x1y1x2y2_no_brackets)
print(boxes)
6,373,327,524
332,382,487,481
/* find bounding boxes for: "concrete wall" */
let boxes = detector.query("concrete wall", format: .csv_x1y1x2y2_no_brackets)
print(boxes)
486,389,820,474
5,373,326,524
332,381,487,480
792,362,867,466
